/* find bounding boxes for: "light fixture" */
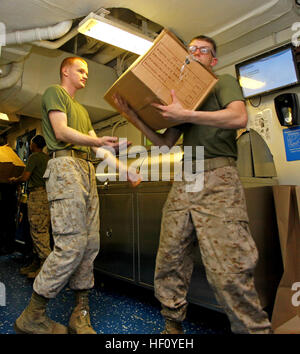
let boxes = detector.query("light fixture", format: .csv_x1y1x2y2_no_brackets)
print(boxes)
0,112,19,123
78,11,154,55
0,113,9,121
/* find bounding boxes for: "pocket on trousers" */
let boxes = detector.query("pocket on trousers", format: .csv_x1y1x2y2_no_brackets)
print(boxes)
29,213,45,230
48,191,81,236
220,220,258,273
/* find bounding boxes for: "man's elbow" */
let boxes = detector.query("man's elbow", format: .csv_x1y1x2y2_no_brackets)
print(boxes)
54,128,65,142
236,112,248,129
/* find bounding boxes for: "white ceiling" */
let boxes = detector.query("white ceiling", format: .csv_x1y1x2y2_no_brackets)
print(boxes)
0,0,298,50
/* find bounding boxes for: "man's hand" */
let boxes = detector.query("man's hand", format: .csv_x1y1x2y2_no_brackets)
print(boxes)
127,166,142,188
113,93,131,115
112,92,181,148
98,136,118,147
112,93,140,125
8,177,17,184
8,171,31,184
114,139,132,154
97,136,131,153
152,90,187,124
95,147,141,188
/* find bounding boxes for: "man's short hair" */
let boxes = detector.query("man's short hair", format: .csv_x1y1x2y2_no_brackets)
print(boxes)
32,135,46,149
60,57,87,79
189,35,217,56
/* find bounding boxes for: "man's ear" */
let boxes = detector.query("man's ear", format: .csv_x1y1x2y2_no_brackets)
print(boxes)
61,66,69,78
211,57,218,68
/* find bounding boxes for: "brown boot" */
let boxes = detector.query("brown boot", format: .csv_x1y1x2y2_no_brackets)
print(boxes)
162,319,184,334
14,291,68,334
68,290,96,334
27,260,45,279
20,257,40,275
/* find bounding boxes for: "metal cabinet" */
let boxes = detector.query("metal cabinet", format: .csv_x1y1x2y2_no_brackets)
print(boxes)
94,182,282,312
96,184,135,281
137,187,168,286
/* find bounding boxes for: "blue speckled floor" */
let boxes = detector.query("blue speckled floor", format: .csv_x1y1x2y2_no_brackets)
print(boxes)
0,253,231,334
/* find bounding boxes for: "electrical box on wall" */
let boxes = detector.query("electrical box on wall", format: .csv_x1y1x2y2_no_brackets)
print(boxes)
274,93,300,126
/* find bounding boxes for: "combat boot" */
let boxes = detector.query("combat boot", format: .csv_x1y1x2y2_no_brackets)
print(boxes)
14,291,68,334
162,319,184,334
27,260,45,279
68,290,96,334
20,257,40,275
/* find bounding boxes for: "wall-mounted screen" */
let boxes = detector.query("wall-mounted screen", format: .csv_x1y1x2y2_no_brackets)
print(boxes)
235,45,300,99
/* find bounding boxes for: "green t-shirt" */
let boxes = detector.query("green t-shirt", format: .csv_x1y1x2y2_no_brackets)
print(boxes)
41,85,93,153
178,74,244,160
25,152,50,189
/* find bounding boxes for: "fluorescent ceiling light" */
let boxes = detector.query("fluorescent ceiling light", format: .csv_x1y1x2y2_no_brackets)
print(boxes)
0,113,9,121
78,12,154,55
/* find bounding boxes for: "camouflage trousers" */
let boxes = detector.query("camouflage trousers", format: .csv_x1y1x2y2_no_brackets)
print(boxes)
154,165,272,334
33,157,100,298
27,187,51,261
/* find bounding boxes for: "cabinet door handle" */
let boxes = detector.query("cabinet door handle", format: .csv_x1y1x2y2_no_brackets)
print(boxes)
106,228,112,238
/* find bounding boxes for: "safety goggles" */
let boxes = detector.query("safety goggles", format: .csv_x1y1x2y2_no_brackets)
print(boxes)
188,45,216,58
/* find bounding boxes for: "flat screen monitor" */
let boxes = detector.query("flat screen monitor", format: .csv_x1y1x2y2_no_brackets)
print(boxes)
235,44,300,99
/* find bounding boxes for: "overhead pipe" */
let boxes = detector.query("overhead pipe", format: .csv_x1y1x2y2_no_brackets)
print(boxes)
5,20,72,46
32,25,78,49
1,20,73,91
0,61,24,90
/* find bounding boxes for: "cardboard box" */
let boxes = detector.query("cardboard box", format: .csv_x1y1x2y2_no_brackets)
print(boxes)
0,145,25,183
104,29,218,130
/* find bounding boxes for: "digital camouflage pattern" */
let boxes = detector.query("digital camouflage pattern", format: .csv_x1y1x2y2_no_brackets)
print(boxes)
154,165,272,334
33,157,100,298
27,188,51,261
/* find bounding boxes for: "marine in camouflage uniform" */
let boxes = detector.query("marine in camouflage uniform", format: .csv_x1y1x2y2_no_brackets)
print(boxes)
10,135,51,277
152,38,272,333
14,57,126,335
113,35,272,334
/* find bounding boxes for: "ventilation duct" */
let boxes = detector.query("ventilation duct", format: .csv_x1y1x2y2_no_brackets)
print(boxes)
0,61,24,90
5,20,72,46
